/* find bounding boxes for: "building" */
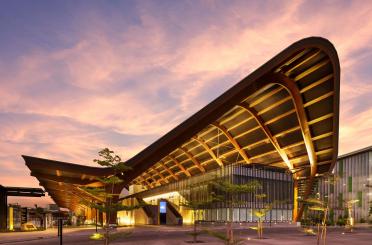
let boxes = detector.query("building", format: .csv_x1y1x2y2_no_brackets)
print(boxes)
6,204,55,230
0,186,44,231
23,37,340,225
118,163,294,225
318,146,372,223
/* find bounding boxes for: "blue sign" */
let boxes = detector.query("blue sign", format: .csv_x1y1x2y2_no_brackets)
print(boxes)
159,201,167,214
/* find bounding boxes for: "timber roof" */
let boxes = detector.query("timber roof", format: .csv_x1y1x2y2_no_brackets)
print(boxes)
24,37,340,213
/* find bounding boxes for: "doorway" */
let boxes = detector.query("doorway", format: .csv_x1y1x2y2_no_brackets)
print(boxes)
159,200,167,224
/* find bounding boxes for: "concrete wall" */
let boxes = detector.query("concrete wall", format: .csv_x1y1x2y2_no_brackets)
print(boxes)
118,198,150,225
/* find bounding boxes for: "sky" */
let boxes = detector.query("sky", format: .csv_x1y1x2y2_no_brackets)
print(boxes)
0,0,371,207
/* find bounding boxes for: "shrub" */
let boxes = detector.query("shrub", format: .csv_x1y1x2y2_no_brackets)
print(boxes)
336,215,345,226
359,218,366,223
326,219,335,226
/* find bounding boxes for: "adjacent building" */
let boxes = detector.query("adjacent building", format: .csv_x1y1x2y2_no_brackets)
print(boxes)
319,146,372,222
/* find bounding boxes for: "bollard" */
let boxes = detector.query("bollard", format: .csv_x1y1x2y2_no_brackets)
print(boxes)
58,219,63,245
57,218,60,237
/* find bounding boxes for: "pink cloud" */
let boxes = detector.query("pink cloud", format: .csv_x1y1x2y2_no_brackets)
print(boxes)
0,0,371,206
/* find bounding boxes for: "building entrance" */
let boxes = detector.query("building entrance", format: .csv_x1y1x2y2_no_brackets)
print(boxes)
159,201,167,224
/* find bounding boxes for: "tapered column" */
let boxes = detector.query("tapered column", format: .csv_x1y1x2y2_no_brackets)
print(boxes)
293,180,298,222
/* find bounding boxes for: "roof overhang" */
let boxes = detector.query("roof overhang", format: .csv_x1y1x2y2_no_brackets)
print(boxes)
124,36,340,188
24,37,340,213
23,155,110,212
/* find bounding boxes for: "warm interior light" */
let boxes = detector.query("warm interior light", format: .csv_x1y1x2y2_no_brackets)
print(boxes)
142,191,180,203
8,207,14,231
90,233,104,240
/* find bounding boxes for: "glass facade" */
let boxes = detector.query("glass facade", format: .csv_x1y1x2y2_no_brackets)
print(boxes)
128,163,294,223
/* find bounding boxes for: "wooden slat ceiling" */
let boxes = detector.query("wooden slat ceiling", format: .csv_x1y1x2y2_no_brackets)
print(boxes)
23,155,109,212
23,37,340,213
128,37,340,191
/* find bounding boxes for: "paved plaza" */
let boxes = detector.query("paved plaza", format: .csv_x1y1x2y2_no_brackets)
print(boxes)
0,224,372,245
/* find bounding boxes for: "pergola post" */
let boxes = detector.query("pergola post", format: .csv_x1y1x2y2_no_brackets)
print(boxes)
0,186,7,231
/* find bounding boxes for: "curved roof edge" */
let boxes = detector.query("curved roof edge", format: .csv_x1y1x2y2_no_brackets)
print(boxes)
22,155,113,176
124,36,340,183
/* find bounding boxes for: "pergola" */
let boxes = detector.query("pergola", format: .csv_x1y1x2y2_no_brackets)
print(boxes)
24,37,340,221
0,185,44,230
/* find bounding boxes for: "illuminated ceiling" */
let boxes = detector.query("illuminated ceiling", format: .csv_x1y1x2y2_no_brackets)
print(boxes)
125,37,339,191
23,155,108,213
24,37,340,218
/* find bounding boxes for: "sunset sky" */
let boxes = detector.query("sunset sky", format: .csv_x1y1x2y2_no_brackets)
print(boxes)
0,0,371,207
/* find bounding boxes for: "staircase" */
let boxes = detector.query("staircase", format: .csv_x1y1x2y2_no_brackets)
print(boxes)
297,178,319,201
136,197,158,225
295,177,319,221
164,200,183,225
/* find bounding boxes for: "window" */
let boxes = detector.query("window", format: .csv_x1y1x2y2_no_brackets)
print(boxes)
338,161,343,178
338,193,343,209
348,176,352,192
357,191,362,208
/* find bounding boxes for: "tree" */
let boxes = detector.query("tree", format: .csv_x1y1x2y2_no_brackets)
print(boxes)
304,197,328,245
251,194,272,239
83,148,143,245
181,199,209,243
344,199,359,232
208,178,261,244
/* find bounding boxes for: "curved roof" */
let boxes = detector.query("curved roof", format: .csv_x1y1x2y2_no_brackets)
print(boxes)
24,37,340,214
125,36,340,189
23,155,109,212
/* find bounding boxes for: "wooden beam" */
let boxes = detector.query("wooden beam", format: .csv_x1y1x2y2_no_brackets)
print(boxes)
211,123,251,164
308,113,333,125
139,175,152,189
312,132,333,141
143,172,159,186
193,137,224,167
294,59,330,82
249,86,283,107
273,73,317,176
159,161,179,181
303,91,333,108
300,74,333,93
238,105,293,170
168,156,191,177
284,50,321,76
271,72,318,221
257,96,291,116
152,167,169,184
39,180,103,203
31,172,98,185
179,147,206,173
